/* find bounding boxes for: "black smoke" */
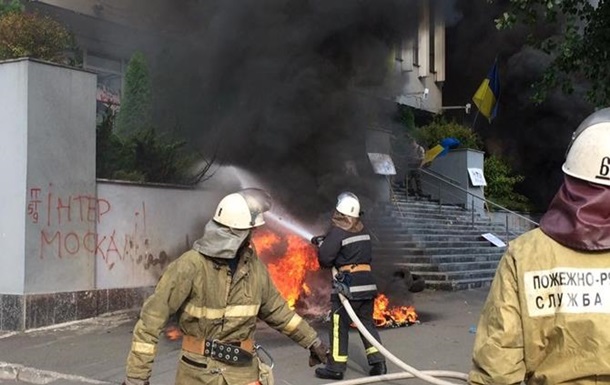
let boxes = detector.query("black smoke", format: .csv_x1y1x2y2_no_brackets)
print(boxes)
443,0,593,211
144,0,456,220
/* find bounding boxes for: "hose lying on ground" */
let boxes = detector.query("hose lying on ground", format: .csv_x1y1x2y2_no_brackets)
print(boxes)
328,267,469,385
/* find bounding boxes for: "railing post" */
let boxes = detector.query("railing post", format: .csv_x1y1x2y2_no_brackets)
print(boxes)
505,215,509,244
437,179,441,212
471,200,475,228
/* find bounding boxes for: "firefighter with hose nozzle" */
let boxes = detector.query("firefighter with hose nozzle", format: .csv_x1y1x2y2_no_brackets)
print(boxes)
121,188,329,385
469,108,610,385
311,192,387,380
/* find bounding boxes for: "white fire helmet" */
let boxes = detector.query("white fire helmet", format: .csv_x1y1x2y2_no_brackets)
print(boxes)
213,188,272,229
336,192,360,217
562,107,610,186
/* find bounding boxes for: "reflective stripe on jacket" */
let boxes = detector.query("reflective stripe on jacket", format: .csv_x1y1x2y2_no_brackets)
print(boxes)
469,228,610,385
125,244,318,382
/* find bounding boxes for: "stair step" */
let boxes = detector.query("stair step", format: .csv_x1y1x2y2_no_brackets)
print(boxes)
425,278,495,291
373,247,504,256
373,238,490,246
410,268,498,282
400,261,501,272
373,252,504,265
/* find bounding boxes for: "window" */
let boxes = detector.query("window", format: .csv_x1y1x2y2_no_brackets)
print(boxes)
84,51,125,119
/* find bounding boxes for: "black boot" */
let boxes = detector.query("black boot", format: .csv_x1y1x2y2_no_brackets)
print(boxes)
315,367,344,380
369,362,387,376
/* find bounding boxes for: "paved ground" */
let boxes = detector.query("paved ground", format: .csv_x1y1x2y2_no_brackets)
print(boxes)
0,288,489,385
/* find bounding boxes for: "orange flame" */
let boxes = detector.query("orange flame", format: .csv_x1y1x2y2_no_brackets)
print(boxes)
165,325,183,341
252,229,319,308
372,294,418,327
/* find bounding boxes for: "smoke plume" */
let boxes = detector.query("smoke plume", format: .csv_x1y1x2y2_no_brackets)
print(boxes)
145,0,455,220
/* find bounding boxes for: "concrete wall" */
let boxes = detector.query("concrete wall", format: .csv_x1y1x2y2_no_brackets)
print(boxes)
0,60,28,295
425,149,486,213
95,181,224,289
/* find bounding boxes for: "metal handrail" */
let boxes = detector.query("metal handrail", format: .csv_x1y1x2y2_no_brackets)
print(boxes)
419,167,539,228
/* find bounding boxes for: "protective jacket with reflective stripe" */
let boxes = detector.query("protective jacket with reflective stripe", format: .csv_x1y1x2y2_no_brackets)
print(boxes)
319,226,377,300
125,243,318,384
469,228,610,385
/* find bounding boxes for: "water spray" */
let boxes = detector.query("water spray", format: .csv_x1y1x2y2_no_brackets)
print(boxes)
265,211,316,241
229,165,319,241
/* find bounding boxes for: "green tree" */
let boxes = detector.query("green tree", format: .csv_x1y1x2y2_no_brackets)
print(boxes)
494,0,609,106
484,155,531,212
115,51,152,137
0,8,72,63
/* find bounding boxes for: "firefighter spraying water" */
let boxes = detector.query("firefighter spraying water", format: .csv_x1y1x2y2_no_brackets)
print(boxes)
121,188,329,385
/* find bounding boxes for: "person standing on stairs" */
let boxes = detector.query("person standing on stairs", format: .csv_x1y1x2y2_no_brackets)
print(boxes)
406,136,426,198
311,192,387,380
469,108,610,385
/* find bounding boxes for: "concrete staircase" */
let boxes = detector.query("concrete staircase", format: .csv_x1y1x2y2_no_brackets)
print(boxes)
366,188,528,290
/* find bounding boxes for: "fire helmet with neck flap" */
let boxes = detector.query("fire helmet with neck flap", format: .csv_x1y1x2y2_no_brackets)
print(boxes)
336,192,360,218
213,188,272,229
562,107,610,186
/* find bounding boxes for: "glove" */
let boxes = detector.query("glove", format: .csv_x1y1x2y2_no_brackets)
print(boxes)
122,378,150,385
308,337,329,367
311,235,326,246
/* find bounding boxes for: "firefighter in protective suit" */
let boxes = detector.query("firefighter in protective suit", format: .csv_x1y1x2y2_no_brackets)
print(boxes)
122,188,329,385
311,192,387,380
469,108,610,385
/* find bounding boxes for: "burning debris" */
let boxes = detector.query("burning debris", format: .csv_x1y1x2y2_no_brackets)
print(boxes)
373,294,419,328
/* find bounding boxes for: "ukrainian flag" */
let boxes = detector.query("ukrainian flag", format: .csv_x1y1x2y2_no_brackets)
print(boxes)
423,144,444,165
472,61,500,122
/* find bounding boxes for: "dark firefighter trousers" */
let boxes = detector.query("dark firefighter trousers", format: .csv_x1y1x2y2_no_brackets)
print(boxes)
326,294,385,372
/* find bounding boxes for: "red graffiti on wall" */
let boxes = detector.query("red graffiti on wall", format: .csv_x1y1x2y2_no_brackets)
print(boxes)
27,184,111,226
29,185,169,270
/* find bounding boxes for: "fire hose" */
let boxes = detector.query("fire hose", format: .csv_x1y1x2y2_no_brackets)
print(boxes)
327,267,469,385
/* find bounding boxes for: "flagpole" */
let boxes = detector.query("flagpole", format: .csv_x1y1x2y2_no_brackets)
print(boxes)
472,109,480,131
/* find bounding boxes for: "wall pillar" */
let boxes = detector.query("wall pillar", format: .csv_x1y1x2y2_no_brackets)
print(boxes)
425,149,486,214
0,58,100,330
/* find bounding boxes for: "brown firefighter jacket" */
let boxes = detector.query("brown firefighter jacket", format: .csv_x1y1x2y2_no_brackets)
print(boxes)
125,242,318,384
469,228,610,385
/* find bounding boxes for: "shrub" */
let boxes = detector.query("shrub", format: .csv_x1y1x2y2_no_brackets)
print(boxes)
0,0,23,15
96,108,134,180
96,107,204,185
0,10,72,63
412,118,483,150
